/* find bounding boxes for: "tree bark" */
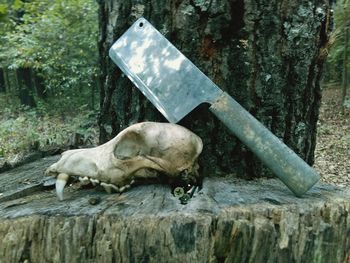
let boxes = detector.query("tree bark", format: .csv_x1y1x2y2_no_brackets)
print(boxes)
0,157,350,263
341,26,349,113
0,68,5,93
98,1,331,178
33,70,46,99
3,69,12,94
16,67,36,107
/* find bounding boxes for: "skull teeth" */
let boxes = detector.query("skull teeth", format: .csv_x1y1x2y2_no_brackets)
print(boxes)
78,176,90,185
55,174,131,198
100,182,132,194
110,184,120,192
100,182,112,193
119,184,131,193
77,176,99,186
100,182,120,194
90,178,100,186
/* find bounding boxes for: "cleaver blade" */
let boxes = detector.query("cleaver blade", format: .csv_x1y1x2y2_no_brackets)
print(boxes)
109,17,320,197
109,18,222,123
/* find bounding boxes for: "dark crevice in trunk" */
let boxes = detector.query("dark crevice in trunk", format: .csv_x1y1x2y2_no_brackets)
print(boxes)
16,68,36,107
33,71,46,99
0,68,6,93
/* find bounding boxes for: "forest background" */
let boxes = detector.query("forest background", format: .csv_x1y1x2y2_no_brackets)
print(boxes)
0,0,349,184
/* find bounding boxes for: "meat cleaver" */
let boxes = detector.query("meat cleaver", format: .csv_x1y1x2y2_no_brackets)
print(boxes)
109,17,320,196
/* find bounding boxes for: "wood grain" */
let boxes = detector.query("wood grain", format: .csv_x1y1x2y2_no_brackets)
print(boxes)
0,157,349,262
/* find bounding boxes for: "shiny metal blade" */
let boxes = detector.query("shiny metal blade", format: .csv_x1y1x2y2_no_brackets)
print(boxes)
109,17,222,123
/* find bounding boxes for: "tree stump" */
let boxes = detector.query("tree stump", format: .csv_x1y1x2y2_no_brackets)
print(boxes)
0,157,349,263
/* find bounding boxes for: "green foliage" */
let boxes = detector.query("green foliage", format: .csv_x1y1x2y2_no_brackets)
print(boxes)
325,0,350,83
0,4,7,18
0,0,99,97
0,94,98,159
0,0,100,160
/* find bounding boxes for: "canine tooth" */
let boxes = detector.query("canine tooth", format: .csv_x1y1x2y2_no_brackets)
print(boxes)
130,180,135,185
101,182,112,194
56,173,69,201
90,178,99,186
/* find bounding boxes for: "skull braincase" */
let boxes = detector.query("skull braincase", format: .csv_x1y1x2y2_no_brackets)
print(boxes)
46,122,203,197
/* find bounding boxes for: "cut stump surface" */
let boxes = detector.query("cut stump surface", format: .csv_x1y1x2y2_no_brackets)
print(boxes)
0,157,349,263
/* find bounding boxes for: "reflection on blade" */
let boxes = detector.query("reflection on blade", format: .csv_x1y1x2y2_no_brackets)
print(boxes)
109,17,222,123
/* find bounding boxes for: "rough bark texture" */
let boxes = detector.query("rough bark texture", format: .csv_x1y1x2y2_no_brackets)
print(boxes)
0,68,5,93
3,69,11,93
33,70,46,99
16,68,36,107
98,0,331,178
0,157,350,263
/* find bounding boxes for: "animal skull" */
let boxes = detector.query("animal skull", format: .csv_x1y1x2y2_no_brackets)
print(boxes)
45,122,203,200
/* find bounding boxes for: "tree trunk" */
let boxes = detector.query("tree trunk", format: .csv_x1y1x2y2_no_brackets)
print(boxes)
0,68,5,93
98,1,331,178
0,157,350,263
33,70,46,99
91,75,98,110
341,26,349,113
16,68,36,107
3,69,12,94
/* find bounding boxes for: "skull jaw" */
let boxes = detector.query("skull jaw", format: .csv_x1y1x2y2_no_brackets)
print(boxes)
45,122,203,200
46,157,200,200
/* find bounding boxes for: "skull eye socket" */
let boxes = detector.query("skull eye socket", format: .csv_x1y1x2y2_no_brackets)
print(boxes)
114,131,145,159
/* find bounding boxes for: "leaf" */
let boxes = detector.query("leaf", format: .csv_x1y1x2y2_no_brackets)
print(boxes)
0,4,7,15
13,0,24,11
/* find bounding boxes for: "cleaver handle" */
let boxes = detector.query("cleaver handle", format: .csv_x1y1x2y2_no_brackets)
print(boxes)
209,92,320,196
